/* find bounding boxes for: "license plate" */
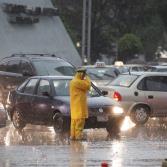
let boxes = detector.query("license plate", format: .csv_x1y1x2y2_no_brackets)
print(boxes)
97,115,108,122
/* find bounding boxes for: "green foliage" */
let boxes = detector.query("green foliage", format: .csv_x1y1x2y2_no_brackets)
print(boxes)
118,34,143,61
52,0,167,63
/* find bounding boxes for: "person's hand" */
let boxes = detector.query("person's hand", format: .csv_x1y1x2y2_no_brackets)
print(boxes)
81,72,86,80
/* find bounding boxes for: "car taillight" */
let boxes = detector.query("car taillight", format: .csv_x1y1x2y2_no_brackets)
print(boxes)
113,91,122,101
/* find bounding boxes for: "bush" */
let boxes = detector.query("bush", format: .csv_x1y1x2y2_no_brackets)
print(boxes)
118,33,143,62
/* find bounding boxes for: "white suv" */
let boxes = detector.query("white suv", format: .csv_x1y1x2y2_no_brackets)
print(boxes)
100,72,167,125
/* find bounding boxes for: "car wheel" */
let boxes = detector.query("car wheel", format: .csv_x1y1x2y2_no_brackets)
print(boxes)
130,105,149,125
106,117,123,136
53,113,69,133
12,109,26,129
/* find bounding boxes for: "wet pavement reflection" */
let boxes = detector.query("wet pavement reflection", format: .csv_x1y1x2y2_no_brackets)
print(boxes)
0,117,167,167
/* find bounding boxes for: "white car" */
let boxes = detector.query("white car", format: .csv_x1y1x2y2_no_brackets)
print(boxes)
150,65,167,72
83,62,120,86
99,72,167,125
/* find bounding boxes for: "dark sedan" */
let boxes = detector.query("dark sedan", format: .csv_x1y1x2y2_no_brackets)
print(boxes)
6,76,125,135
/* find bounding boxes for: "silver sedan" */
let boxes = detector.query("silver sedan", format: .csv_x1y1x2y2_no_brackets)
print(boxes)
99,72,167,125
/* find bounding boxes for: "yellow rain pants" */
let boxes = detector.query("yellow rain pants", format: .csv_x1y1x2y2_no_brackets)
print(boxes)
70,119,85,140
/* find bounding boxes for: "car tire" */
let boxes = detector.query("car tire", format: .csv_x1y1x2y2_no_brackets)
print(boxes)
12,109,26,130
106,117,123,136
53,113,69,133
130,105,150,125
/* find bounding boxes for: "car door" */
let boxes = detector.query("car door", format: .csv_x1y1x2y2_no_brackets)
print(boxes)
139,76,167,116
17,78,39,122
32,79,54,123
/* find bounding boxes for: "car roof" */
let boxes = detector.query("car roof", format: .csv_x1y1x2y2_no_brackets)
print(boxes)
2,53,68,62
151,65,167,69
83,65,118,69
121,71,167,76
29,76,73,80
123,64,148,67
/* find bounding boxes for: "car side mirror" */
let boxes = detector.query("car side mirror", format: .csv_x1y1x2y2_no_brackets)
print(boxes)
42,91,50,97
101,90,108,96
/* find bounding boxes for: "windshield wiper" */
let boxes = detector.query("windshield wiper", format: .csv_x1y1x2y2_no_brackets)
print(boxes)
103,73,115,78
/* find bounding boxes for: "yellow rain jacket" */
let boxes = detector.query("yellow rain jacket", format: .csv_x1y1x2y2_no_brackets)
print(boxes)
70,72,91,119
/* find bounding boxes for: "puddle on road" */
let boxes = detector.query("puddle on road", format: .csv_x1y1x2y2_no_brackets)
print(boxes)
0,119,167,167
0,117,167,146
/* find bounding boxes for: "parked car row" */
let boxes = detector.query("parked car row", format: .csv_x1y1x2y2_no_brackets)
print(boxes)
2,55,167,132
0,56,126,135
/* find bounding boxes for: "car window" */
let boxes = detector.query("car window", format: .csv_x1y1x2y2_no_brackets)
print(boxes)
137,78,146,90
53,79,100,97
138,76,167,91
116,66,129,73
17,80,29,92
157,68,167,72
131,67,139,71
23,79,38,94
32,59,75,76
6,60,21,73
146,76,162,91
110,75,138,87
86,67,118,80
37,80,50,96
160,77,167,91
55,66,75,76
53,80,70,96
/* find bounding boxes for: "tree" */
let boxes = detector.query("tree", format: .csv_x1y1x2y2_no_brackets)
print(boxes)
118,33,143,62
52,0,167,63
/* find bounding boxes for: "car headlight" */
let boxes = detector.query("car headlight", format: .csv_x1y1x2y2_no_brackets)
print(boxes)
112,106,124,115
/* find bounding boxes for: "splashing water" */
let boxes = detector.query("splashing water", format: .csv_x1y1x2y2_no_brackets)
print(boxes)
120,116,136,131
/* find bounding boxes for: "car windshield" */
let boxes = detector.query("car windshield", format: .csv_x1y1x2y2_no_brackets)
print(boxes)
109,75,138,87
52,79,100,97
32,59,75,76
86,67,118,80
151,67,167,72
115,66,129,73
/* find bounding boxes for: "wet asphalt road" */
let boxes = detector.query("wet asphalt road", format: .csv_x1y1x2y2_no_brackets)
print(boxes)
0,118,167,167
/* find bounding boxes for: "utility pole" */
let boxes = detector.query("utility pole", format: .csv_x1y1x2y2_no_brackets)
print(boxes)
81,0,92,65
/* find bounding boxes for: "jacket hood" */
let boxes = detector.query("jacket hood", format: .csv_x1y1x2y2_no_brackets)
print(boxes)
74,72,83,80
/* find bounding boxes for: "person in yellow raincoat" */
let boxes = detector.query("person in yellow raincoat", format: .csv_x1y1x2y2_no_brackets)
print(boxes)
70,68,91,140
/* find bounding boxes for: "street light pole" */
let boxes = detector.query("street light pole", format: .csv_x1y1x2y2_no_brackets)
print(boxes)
87,0,92,64
81,0,86,64
81,0,92,65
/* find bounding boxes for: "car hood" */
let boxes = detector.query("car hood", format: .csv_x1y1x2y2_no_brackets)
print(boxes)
54,96,119,108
